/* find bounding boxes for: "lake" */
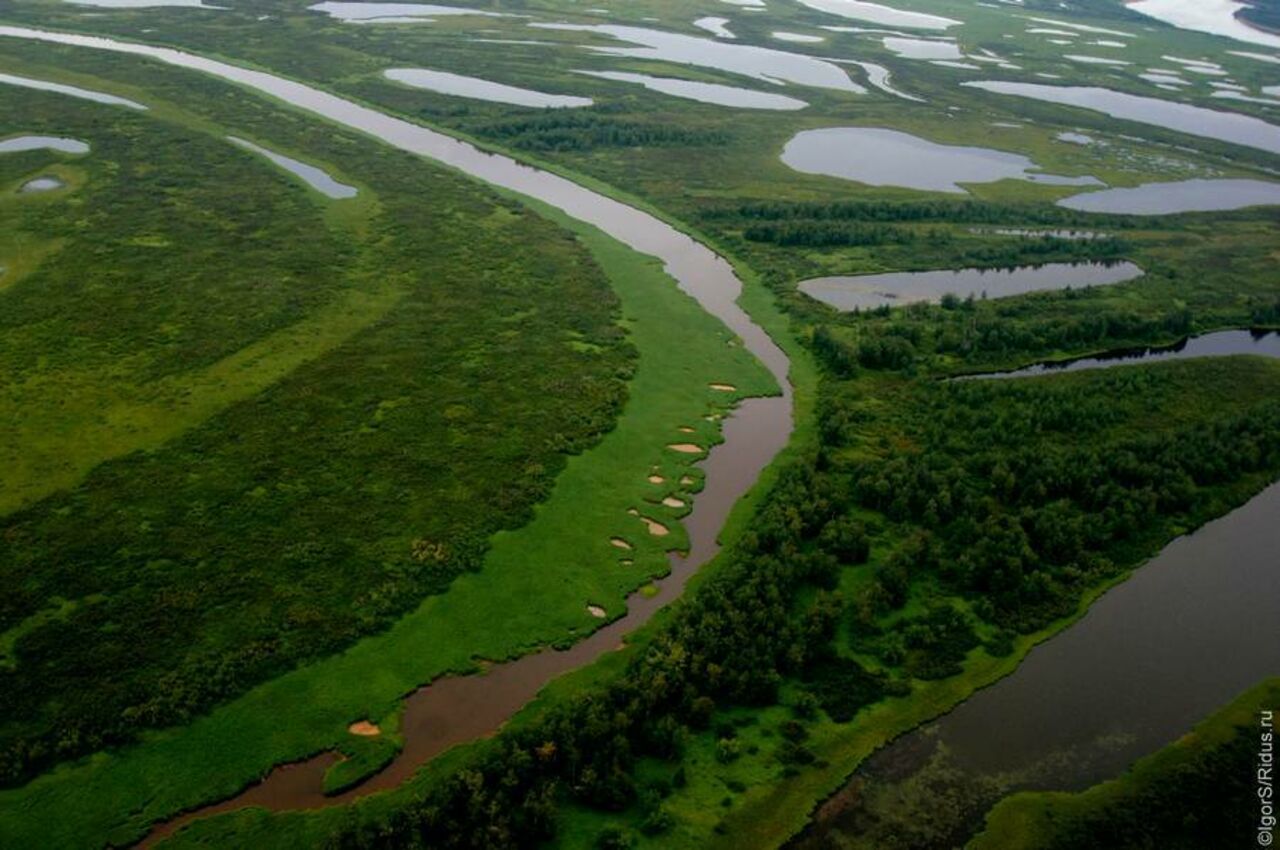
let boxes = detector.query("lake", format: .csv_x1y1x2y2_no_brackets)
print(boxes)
780,127,1101,193
799,261,1144,311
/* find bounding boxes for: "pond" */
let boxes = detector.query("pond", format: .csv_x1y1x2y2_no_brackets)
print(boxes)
0,71,146,109
693,16,734,39
957,329,1280,380
1058,177,1280,213
383,68,592,108
964,81,1280,156
577,70,807,110
793,0,960,30
64,0,222,8
530,22,862,92
307,2,509,22
228,137,357,199
19,176,66,193
0,135,89,154
792,480,1280,850
798,261,1144,311
780,127,1101,193
882,35,962,60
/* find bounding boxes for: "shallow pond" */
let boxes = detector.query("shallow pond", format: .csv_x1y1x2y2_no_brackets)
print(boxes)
307,2,509,22
530,22,862,92
1058,177,1280,213
577,70,806,110
693,16,734,38
228,136,357,199
882,35,961,60
0,134,89,154
793,480,1280,849
384,68,592,108
65,0,222,8
780,126,1101,193
964,81,1280,156
19,176,66,193
0,71,146,109
799,261,1143,310
793,0,959,30
959,329,1280,380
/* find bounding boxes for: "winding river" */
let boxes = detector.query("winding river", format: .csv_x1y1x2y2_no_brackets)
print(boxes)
0,24,794,845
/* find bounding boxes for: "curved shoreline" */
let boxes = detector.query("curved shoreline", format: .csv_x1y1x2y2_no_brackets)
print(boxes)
0,23,796,847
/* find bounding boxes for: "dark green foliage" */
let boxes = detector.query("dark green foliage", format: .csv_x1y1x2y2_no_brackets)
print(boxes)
1037,726,1263,849
802,658,890,723
474,111,730,152
0,73,632,786
704,200,1142,229
842,363,1280,632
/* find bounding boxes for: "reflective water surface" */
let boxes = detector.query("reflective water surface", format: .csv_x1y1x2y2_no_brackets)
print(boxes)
228,136,358,199
958,329,1280,380
799,261,1143,310
384,67,592,108
781,126,1101,193
965,81,1280,156
0,135,89,154
1059,177,1280,213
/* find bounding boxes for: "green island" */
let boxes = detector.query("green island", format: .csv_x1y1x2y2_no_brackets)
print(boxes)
1,0,1277,848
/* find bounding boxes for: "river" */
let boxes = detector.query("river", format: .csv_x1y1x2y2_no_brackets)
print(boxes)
790,479,1280,850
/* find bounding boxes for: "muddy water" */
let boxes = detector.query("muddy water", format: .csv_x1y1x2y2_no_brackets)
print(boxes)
0,23,793,844
790,481,1280,850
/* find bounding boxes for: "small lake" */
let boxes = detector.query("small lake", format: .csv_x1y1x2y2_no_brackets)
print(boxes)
0,135,89,154
793,480,1280,849
530,23,862,93
793,0,960,30
307,2,509,22
694,16,734,39
228,137,357,199
384,68,592,108
959,329,1280,380
577,70,807,110
780,127,1101,193
19,176,66,193
65,0,222,8
799,261,1144,311
882,35,961,60
964,81,1280,156
0,71,146,109
1058,177,1280,213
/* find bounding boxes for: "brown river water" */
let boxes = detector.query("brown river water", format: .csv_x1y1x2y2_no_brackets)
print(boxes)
0,24,793,846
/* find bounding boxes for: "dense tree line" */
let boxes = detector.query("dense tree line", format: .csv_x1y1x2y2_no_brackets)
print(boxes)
809,307,1196,377
474,112,730,152
319,357,1280,849
703,199,1145,229
830,366,1280,631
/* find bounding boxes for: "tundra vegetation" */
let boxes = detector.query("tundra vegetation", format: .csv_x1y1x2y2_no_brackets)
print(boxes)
0,0,1277,848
